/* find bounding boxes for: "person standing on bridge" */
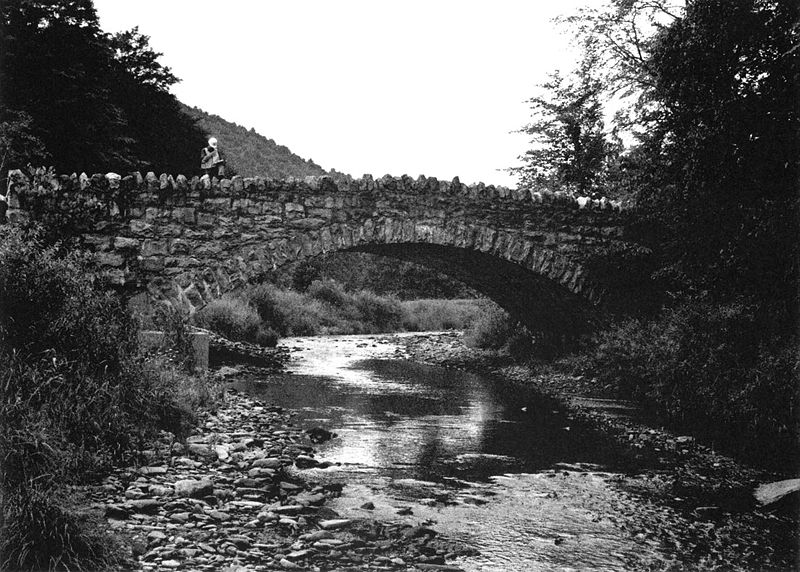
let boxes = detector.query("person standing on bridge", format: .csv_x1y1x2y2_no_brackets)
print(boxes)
200,137,226,179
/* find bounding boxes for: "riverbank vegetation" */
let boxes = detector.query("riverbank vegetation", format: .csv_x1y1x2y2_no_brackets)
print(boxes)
0,226,220,570
511,0,798,468
193,279,489,342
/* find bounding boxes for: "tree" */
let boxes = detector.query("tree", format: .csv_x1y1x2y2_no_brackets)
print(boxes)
108,28,207,174
513,47,620,196
0,110,50,176
554,0,798,308
1,0,133,172
637,0,798,307
1,1,207,174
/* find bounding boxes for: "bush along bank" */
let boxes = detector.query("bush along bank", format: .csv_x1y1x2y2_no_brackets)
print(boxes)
0,225,223,571
192,279,490,343
450,295,799,472
0,225,473,571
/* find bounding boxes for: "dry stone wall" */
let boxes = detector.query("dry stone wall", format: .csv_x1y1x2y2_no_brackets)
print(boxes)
6,170,642,335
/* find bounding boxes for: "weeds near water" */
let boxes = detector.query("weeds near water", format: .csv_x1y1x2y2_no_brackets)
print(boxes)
0,225,221,570
196,279,489,339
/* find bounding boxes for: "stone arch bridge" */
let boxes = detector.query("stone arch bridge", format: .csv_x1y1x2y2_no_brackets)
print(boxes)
7,171,650,339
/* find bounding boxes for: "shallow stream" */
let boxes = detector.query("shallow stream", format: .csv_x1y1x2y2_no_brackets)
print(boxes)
235,334,673,571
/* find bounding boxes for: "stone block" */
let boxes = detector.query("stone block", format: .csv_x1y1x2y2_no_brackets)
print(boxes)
141,239,168,256
169,239,191,255
84,234,112,251
197,213,215,227
129,219,153,236
140,257,165,271
113,236,140,250
96,252,126,267
172,207,196,224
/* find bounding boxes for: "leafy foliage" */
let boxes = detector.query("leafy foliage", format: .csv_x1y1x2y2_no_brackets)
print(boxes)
1,1,207,174
193,296,277,347
543,0,799,466
0,225,212,570
566,302,799,467
513,47,622,195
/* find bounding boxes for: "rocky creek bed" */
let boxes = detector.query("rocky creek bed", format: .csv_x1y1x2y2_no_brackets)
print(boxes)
81,330,797,571
84,389,475,571
388,331,800,571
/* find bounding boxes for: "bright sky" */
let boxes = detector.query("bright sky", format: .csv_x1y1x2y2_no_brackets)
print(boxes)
94,1,589,187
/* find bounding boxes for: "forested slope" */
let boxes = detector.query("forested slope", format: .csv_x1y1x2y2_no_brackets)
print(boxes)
184,106,346,179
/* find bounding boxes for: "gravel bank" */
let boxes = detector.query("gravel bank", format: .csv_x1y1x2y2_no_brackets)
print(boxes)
86,388,474,571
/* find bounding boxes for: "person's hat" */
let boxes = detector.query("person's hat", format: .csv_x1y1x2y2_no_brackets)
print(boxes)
208,137,218,147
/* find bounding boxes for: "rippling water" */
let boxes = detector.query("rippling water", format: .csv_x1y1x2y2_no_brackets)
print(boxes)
235,334,670,571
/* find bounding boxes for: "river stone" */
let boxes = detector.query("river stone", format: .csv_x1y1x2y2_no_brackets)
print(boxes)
304,530,334,541
248,467,276,478
251,457,281,469
403,526,437,539
128,499,161,513
147,530,167,541
138,465,168,475
295,492,325,506
105,503,129,519
294,455,319,469
150,485,174,497
319,519,352,530
187,443,216,458
287,549,313,559
174,478,214,498
169,512,191,523
215,444,231,461
273,505,303,515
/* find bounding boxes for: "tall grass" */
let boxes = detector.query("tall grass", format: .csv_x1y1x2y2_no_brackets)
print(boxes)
0,226,218,570
193,296,278,346
401,298,488,331
195,279,489,339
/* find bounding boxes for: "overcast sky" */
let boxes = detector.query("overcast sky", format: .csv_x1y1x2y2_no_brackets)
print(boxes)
94,1,588,187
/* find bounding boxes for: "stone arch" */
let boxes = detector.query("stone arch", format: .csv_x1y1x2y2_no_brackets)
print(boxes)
163,217,606,339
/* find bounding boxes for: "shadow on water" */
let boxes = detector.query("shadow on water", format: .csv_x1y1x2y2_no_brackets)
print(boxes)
236,356,655,483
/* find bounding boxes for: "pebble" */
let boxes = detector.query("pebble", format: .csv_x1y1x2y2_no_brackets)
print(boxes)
318,519,352,530
174,478,214,498
89,389,469,571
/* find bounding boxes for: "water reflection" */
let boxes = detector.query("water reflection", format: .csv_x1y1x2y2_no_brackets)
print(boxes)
235,336,631,482
234,335,669,572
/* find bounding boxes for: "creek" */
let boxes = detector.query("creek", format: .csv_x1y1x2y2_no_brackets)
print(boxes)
234,334,675,571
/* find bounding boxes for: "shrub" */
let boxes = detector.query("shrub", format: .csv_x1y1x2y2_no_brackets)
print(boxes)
401,299,486,331
152,305,196,371
568,299,800,466
0,484,125,572
192,297,261,343
246,283,287,334
353,290,404,332
0,226,220,570
246,283,324,336
464,305,515,349
307,279,351,309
